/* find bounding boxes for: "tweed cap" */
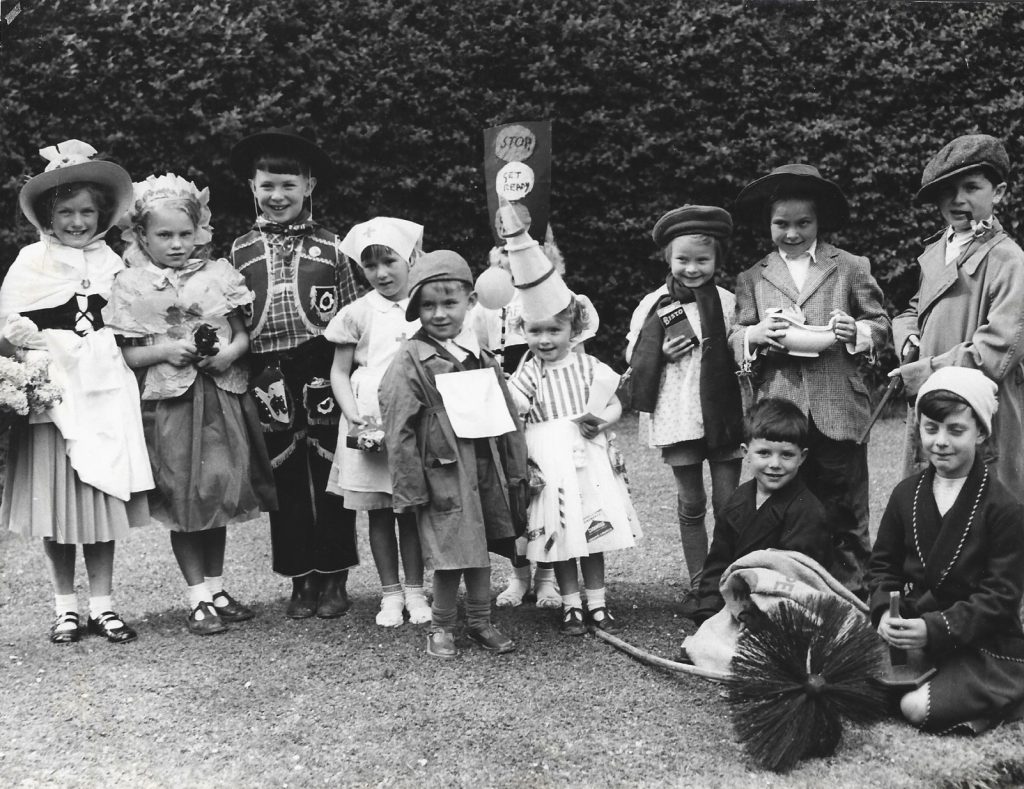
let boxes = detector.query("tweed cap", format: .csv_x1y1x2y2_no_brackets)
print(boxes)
405,250,474,320
734,163,850,230
651,205,733,247
915,134,1010,205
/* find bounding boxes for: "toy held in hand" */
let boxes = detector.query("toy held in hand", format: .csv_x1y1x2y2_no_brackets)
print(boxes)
193,323,220,356
347,416,386,452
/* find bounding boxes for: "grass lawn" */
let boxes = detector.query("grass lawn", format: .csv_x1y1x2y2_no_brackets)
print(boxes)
1,415,1022,788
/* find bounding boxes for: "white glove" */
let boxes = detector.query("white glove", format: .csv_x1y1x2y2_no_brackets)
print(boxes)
1,315,45,349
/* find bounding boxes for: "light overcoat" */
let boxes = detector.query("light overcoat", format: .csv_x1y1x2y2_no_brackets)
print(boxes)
893,219,1024,488
729,242,890,441
379,335,527,570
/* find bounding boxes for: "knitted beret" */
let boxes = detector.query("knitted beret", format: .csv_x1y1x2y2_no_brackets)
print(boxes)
915,134,1010,205
916,366,999,436
651,205,733,247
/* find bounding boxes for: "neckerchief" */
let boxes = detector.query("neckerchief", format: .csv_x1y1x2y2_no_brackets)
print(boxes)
255,212,317,261
254,212,317,237
629,275,742,452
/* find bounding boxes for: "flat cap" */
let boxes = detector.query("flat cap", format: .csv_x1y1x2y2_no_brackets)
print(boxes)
915,134,1009,205
405,250,474,320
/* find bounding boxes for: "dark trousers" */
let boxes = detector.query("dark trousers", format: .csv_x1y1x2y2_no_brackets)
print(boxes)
265,426,357,576
253,339,357,577
802,415,870,596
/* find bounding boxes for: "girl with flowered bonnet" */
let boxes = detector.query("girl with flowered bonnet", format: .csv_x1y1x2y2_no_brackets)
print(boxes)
0,140,154,644
106,173,276,635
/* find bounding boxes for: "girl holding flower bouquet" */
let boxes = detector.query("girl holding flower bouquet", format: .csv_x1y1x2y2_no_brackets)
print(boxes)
325,218,430,627
106,173,277,636
0,141,154,644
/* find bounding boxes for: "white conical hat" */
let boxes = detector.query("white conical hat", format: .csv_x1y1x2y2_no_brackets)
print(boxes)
499,200,571,322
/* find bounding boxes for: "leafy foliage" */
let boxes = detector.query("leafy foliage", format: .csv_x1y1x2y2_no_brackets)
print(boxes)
2,0,1023,372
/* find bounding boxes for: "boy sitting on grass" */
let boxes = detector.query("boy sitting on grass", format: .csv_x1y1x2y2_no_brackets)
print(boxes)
690,397,830,625
379,250,528,659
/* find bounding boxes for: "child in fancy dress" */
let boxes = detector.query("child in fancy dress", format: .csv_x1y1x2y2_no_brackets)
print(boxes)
107,173,276,635
229,128,365,619
625,206,743,618
0,140,153,644
892,134,1024,491
730,164,890,597
869,367,1024,733
325,216,431,627
380,251,527,658
509,294,641,636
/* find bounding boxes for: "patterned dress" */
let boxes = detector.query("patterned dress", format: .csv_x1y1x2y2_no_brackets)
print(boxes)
106,258,276,532
509,353,641,563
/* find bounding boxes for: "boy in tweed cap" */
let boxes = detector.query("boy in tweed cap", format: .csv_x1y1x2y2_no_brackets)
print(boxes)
729,164,890,598
893,134,1024,490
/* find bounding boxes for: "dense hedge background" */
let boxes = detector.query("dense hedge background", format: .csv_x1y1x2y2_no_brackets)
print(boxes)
2,0,1023,375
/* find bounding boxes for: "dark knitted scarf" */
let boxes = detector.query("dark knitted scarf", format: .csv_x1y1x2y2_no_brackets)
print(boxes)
629,275,742,452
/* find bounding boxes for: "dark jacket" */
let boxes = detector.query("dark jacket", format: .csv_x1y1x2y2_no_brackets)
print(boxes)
693,475,830,623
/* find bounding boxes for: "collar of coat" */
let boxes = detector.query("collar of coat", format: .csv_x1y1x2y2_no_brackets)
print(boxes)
758,240,845,306
915,218,1007,318
720,474,811,536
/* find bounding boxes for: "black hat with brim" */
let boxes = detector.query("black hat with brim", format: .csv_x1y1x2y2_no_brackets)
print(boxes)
734,163,850,230
229,127,333,179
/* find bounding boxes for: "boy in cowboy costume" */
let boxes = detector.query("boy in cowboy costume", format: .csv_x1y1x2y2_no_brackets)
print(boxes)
892,134,1024,491
229,128,365,619
730,164,890,597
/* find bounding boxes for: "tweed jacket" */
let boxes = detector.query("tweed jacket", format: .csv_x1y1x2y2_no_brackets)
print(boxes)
729,242,890,441
892,219,1024,488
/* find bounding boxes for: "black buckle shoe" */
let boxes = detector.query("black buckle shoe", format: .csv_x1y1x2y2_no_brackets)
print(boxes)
87,611,138,644
49,611,81,644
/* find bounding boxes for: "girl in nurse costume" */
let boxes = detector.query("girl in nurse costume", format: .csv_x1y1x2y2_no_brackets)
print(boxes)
326,217,431,627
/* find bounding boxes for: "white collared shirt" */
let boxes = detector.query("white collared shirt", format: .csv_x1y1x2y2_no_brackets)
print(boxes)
945,227,975,266
442,324,481,362
778,240,818,292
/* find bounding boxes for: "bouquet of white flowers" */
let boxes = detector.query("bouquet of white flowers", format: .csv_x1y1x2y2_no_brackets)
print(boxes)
0,351,62,432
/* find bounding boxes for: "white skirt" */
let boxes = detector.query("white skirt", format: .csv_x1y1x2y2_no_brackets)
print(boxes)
524,419,641,563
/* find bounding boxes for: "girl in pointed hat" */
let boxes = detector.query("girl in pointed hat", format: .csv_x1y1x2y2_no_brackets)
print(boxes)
0,141,153,644
106,173,277,635
503,214,641,635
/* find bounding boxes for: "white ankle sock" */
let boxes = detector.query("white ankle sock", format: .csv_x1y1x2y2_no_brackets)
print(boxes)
533,566,555,586
54,593,77,617
586,587,607,610
561,592,583,610
187,583,213,610
89,596,113,620
205,576,224,597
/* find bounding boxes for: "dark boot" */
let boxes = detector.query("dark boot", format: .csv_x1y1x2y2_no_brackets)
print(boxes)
316,571,351,619
285,574,320,619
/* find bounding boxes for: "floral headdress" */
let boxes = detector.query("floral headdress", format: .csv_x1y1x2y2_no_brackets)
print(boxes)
118,173,213,267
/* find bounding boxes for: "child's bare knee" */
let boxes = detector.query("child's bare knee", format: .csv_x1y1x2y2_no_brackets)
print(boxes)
900,685,930,725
